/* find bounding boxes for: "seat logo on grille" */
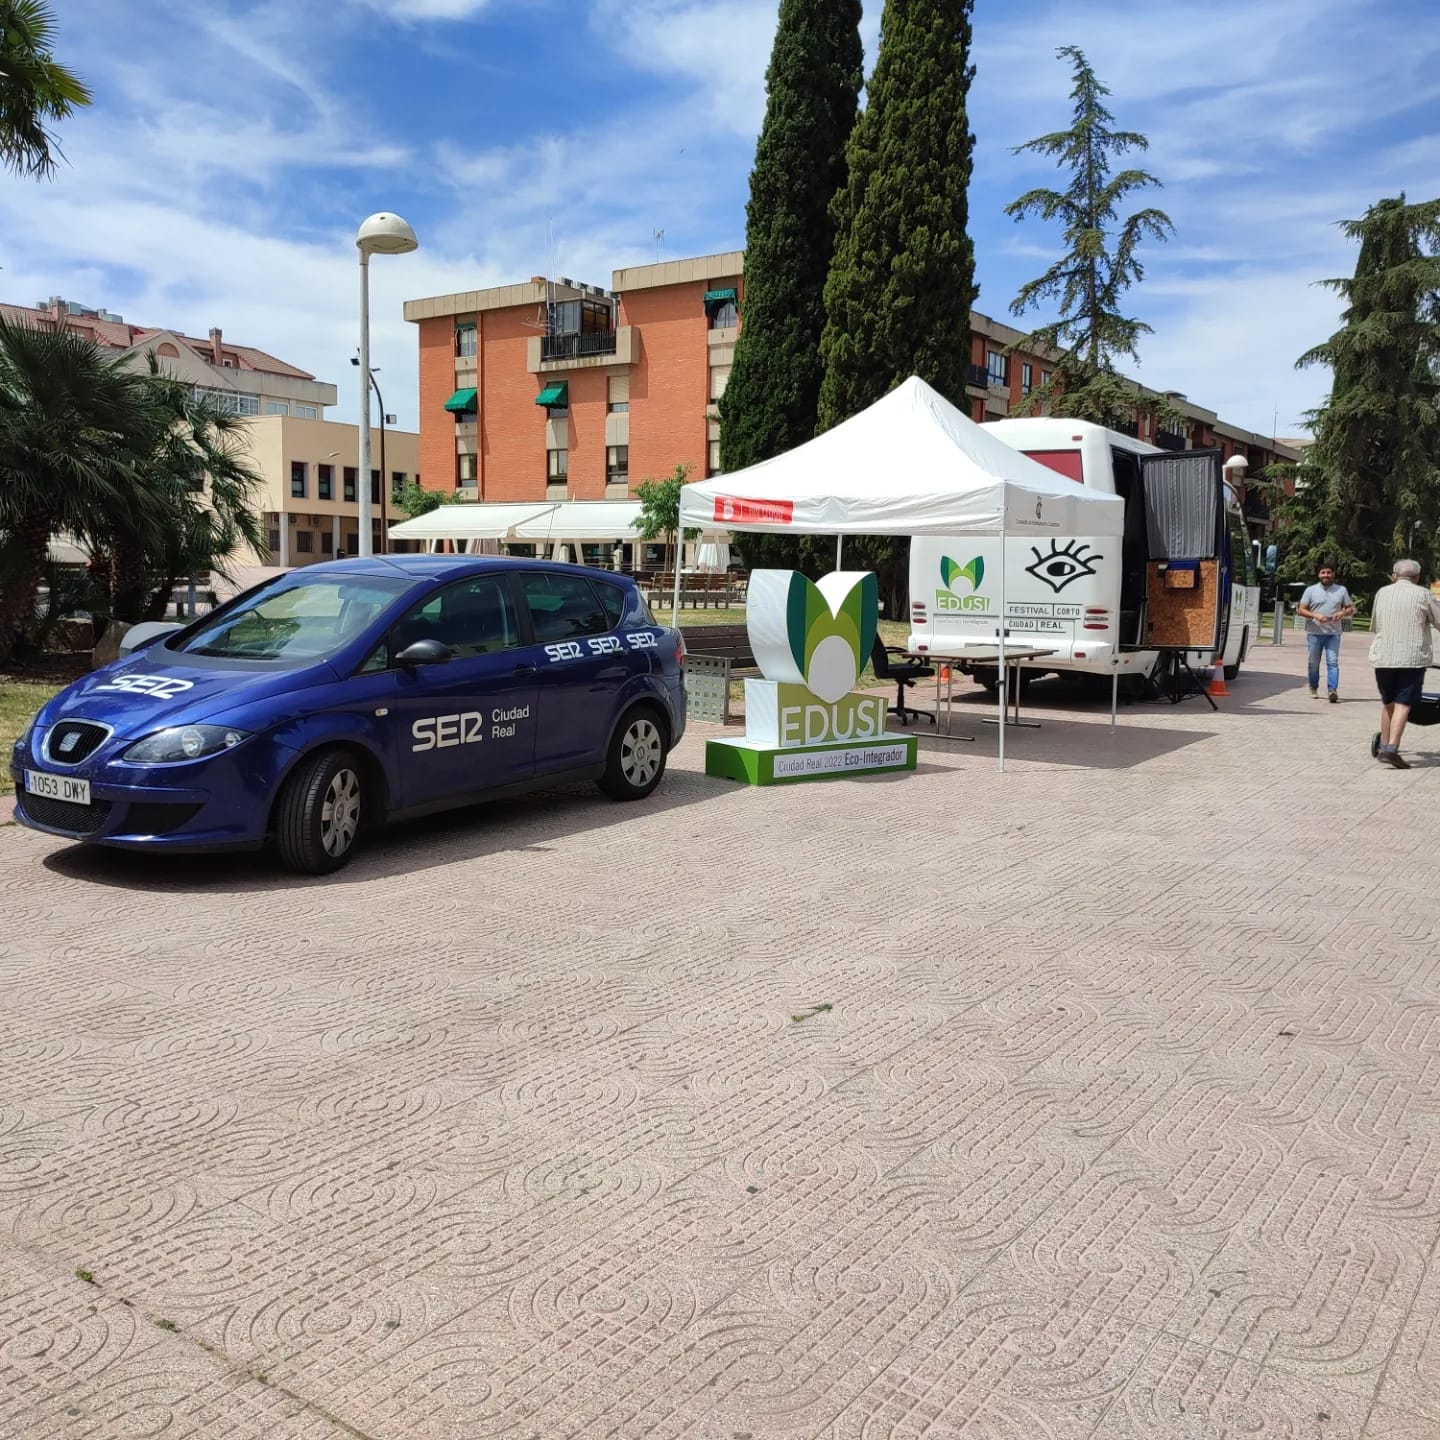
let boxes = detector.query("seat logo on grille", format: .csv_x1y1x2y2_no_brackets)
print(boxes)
58,731,80,753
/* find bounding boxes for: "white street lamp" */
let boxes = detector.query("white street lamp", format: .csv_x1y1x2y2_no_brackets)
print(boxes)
355,212,417,556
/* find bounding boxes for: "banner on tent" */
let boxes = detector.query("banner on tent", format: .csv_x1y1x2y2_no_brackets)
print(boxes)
704,568,916,786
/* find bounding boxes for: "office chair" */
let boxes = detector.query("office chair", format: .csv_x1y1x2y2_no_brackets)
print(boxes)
870,635,936,727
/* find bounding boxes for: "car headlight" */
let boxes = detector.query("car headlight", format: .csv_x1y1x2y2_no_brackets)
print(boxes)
123,724,250,764
12,720,33,754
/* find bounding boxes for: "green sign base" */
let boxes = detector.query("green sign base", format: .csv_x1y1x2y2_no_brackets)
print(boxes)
705,735,918,787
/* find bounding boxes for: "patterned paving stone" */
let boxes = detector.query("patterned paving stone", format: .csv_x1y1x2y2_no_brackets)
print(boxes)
1,634,1438,1436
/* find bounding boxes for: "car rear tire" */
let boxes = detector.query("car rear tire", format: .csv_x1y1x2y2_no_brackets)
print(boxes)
275,748,364,874
598,707,667,801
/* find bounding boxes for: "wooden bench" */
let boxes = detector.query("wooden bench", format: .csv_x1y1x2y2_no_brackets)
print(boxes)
681,623,757,723
646,573,748,610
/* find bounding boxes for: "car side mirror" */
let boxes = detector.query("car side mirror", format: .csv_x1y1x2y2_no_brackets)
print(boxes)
395,638,453,668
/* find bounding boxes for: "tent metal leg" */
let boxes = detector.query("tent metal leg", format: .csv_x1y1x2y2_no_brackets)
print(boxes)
835,535,842,569
997,527,1006,771
1111,667,1119,732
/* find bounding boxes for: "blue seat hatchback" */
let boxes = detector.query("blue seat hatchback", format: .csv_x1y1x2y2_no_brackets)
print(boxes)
10,557,687,873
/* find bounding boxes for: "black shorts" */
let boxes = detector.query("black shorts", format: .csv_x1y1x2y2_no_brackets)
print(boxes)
1375,667,1426,706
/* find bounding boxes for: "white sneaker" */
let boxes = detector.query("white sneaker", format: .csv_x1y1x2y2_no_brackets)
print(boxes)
1309,688,1319,698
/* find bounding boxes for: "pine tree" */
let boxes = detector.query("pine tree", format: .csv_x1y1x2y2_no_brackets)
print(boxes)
1278,195,1440,594
817,0,976,607
1005,46,1174,428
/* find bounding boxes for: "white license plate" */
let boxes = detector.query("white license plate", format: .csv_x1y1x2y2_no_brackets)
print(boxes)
24,770,91,805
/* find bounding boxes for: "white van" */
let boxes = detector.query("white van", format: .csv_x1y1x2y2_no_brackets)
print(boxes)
907,418,1260,688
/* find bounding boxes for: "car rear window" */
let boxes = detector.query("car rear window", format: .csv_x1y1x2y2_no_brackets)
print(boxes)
521,573,610,640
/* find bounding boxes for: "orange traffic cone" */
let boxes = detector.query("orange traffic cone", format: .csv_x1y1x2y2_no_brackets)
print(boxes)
939,665,951,683
1207,654,1229,698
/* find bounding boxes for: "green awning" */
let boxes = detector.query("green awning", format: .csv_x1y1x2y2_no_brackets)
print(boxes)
535,381,569,407
443,387,477,413
703,288,737,304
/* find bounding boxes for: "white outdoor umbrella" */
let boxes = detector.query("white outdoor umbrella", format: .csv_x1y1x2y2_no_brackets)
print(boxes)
696,541,731,573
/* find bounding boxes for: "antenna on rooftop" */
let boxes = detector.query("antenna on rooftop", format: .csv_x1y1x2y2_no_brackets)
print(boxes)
652,228,664,263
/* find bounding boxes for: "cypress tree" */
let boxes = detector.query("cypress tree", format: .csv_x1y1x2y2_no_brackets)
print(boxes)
817,0,976,606
721,0,862,575
1276,195,1440,595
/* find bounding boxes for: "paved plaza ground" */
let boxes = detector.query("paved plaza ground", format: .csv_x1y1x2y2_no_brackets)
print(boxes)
1,633,1437,1438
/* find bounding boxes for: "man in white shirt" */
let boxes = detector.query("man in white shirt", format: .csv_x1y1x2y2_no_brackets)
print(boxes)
1368,558,1440,768
1297,563,1354,701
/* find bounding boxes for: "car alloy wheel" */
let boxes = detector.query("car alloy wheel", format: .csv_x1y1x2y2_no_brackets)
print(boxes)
621,718,662,788
320,767,361,857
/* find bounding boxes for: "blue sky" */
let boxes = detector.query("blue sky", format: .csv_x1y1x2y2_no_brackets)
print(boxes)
5,0,1438,437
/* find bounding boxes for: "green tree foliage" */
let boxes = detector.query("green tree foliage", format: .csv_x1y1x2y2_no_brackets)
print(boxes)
0,322,268,659
634,463,698,573
0,0,91,179
395,481,459,520
720,0,862,576
817,0,976,609
1005,46,1175,429
1274,195,1440,594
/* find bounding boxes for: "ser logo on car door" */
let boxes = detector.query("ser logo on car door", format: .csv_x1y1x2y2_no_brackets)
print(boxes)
412,712,485,751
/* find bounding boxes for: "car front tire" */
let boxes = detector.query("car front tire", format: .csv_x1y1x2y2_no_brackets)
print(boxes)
275,748,364,874
598,707,667,801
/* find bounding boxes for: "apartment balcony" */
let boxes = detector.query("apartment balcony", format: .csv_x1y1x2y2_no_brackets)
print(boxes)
530,326,634,373
1113,418,1140,438
1155,430,1187,451
965,363,990,389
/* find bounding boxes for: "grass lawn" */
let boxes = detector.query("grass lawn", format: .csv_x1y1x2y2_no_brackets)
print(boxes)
0,681,60,796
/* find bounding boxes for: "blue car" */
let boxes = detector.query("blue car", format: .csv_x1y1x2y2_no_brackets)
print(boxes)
10,557,687,873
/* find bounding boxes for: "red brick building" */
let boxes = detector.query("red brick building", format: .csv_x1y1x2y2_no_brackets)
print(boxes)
405,251,1297,538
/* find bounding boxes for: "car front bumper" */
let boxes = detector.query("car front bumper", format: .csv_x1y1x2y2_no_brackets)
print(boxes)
10,727,289,851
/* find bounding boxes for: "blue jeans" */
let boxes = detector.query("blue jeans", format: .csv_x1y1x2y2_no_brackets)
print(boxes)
1307,632,1340,691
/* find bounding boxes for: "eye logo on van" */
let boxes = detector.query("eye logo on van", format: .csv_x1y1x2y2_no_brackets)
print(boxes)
1024,540,1101,593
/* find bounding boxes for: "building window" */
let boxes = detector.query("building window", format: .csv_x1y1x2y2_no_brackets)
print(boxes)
458,453,477,491
370,469,381,505
708,439,721,476
295,404,318,419
318,464,333,500
343,466,357,502
392,470,406,497
455,323,477,358
606,446,628,485
321,530,334,555
608,398,628,414
1041,369,1053,387
266,401,289,416
547,448,568,482
704,289,739,328
1021,363,1033,396
295,530,314,554
986,350,1008,387
345,532,358,554
267,527,280,553
290,461,307,499
194,386,259,417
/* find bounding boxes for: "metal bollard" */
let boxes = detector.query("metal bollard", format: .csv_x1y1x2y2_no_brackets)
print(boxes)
1272,599,1284,645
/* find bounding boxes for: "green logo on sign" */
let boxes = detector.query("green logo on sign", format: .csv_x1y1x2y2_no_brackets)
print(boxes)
940,554,984,593
783,571,879,705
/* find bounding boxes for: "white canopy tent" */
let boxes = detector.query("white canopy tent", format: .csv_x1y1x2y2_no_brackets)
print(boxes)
677,375,1126,767
387,502,555,547
511,501,643,543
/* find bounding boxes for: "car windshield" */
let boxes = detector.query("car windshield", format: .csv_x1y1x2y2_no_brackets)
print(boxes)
174,575,411,662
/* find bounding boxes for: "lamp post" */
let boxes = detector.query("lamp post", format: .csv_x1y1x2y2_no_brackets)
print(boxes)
352,356,388,552
355,212,417,556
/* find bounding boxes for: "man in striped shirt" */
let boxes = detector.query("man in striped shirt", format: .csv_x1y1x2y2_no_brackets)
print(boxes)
1368,558,1440,768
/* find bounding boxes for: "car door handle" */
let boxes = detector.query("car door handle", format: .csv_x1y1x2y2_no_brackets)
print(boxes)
513,663,538,677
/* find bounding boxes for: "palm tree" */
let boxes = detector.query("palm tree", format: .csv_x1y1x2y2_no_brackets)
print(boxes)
0,0,91,179
0,317,151,660
103,367,268,623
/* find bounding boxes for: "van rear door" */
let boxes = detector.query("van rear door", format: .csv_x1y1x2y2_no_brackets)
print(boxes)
1139,449,1226,654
